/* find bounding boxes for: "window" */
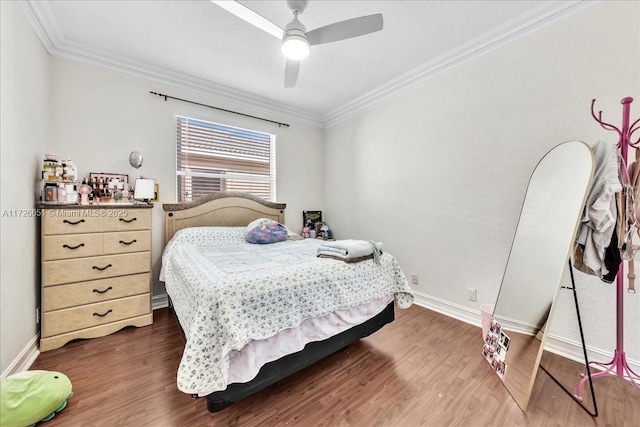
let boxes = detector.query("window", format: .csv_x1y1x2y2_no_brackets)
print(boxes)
176,116,276,202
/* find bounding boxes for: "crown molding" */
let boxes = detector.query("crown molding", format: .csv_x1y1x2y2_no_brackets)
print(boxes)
322,1,600,128
19,1,324,128
19,0,599,130
52,39,324,128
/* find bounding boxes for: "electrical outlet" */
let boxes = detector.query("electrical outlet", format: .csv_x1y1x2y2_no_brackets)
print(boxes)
467,288,477,302
411,274,419,285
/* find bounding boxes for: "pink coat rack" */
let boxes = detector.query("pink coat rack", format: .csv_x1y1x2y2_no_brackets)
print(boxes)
576,97,640,398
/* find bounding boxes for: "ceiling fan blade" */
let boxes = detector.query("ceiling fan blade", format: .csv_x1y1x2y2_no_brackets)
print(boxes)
284,59,300,88
307,14,383,46
211,1,283,39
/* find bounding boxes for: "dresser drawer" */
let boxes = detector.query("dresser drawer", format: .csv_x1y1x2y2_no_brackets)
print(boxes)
103,231,151,254
42,212,102,235
42,273,151,311
41,294,150,338
103,210,151,232
42,252,150,286
42,233,103,261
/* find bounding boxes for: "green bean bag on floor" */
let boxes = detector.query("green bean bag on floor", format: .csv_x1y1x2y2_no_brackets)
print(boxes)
0,370,72,427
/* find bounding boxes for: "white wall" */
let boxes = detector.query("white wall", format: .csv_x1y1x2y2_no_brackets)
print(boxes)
0,1,51,375
48,58,325,297
323,1,639,363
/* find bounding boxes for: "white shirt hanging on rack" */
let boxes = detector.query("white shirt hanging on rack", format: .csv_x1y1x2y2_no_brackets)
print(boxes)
575,140,622,280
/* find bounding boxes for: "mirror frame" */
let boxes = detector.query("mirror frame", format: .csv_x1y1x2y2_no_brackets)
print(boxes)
483,140,595,411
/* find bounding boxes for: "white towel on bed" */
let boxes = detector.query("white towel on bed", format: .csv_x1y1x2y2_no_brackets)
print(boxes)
316,245,348,256
318,240,383,264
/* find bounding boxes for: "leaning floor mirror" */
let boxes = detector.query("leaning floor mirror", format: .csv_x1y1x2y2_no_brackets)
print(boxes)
482,140,595,411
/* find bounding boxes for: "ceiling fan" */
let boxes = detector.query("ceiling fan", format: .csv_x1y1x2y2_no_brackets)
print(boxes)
212,0,383,88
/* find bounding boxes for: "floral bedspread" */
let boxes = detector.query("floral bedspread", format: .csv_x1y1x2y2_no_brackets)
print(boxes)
161,227,414,395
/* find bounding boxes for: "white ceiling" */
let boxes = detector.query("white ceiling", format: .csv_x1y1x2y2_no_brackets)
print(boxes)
21,0,590,126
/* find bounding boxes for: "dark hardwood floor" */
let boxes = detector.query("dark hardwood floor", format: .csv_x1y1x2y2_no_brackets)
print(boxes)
30,305,639,426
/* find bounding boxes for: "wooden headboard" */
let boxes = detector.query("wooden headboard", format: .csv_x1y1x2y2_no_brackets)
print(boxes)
162,191,286,245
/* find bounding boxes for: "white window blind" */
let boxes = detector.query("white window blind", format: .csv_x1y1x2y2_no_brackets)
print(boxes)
176,116,276,202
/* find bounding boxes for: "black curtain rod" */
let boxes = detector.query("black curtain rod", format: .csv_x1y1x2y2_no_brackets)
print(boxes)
149,91,290,128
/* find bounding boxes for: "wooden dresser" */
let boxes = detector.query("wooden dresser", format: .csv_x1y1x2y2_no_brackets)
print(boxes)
39,204,153,351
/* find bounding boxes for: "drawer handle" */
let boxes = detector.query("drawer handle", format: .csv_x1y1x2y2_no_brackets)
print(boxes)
93,309,113,317
92,264,113,271
119,217,137,223
63,219,85,225
93,286,113,294
119,239,137,245
63,243,85,250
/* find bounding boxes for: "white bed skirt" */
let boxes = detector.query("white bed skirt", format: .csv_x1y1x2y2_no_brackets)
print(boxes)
221,294,394,396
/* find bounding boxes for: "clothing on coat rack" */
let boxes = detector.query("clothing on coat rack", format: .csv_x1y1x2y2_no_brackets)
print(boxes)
574,140,623,281
574,97,640,398
623,154,640,292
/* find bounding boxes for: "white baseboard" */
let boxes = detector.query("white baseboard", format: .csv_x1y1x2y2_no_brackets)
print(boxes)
412,290,640,375
1,333,40,380
413,290,481,327
544,333,640,375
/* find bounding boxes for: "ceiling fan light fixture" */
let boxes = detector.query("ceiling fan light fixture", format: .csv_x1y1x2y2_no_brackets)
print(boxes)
281,34,310,60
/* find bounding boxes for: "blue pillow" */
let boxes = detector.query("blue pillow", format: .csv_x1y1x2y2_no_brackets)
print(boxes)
246,222,288,244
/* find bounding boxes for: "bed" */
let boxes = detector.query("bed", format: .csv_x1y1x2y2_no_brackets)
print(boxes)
161,191,414,412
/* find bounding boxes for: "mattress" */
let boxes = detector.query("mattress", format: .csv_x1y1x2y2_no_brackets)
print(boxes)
161,227,414,396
